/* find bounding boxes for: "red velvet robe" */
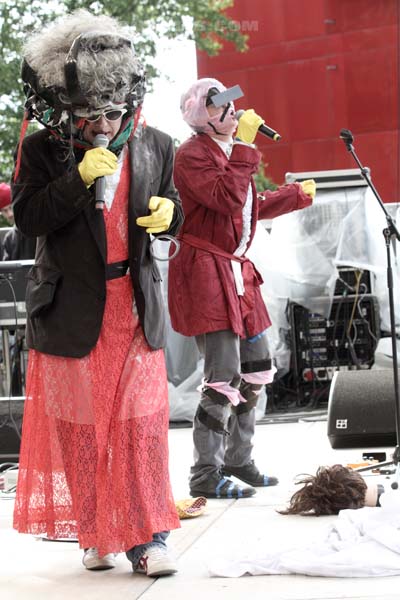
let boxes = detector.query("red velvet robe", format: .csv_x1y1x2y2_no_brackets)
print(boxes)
168,133,312,338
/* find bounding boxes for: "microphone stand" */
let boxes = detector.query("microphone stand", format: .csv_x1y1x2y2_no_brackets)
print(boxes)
339,129,400,489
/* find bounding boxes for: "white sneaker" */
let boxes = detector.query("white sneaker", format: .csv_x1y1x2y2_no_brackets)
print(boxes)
82,547,117,570
135,546,178,577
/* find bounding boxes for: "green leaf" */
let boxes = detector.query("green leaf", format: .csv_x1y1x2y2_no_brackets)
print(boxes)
254,160,278,193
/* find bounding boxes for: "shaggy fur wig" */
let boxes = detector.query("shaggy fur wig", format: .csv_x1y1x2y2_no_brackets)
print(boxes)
23,9,143,110
279,464,367,516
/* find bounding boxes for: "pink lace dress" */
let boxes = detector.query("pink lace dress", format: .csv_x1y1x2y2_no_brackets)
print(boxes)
13,153,180,556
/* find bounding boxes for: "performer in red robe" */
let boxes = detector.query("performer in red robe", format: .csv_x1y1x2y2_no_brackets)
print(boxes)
168,78,316,499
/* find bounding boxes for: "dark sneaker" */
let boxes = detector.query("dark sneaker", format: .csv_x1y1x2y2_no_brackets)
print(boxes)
190,476,256,499
135,546,178,577
223,460,279,487
82,548,117,570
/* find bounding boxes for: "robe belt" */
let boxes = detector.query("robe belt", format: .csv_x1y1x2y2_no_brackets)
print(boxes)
179,233,263,316
179,233,248,265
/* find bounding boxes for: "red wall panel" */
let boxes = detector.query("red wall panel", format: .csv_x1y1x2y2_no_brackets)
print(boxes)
345,46,398,132
196,0,399,202
328,0,398,31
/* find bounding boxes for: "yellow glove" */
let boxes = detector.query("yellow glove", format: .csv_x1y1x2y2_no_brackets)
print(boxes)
136,196,174,233
300,179,316,200
78,147,118,187
235,109,264,144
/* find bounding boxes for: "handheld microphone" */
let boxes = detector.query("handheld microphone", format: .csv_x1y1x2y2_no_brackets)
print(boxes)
235,110,281,142
93,134,109,210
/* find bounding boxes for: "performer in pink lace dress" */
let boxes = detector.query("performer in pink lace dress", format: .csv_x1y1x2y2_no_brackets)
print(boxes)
11,10,183,577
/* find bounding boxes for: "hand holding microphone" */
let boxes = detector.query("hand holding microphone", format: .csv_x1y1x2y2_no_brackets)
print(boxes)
77,134,118,209
235,109,264,144
235,109,281,143
78,144,117,186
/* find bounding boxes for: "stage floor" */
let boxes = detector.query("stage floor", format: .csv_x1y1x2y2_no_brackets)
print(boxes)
1,418,398,600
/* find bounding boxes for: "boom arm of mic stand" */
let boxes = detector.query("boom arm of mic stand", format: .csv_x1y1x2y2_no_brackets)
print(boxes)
343,139,400,241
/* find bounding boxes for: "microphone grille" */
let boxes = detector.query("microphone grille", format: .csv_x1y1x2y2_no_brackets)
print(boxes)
235,109,245,120
93,134,109,149
339,128,353,141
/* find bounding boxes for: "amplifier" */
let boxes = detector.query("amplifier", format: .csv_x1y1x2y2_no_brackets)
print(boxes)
0,260,32,327
335,267,371,296
0,302,27,327
289,294,380,383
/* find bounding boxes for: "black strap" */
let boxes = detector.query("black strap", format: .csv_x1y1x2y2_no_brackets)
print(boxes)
196,405,230,435
64,33,133,109
202,387,232,406
106,259,129,280
64,35,89,107
234,397,258,415
241,358,272,374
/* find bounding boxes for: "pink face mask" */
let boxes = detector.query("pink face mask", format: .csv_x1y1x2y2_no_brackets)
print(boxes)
204,104,238,137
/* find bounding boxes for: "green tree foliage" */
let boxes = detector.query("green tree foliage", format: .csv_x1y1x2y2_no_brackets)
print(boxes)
0,0,247,181
254,160,278,192
0,215,10,228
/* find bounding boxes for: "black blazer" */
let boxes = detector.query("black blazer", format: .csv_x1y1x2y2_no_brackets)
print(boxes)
12,126,183,357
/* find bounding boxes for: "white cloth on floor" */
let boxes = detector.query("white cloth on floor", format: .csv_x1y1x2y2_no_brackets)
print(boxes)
209,490,400,578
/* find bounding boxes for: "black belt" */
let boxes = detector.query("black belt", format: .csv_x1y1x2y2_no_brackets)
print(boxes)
106,259,129,280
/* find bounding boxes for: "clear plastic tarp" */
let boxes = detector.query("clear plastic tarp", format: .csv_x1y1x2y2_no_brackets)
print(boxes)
155,237,267,422
261,187,400,329
160,188,400,421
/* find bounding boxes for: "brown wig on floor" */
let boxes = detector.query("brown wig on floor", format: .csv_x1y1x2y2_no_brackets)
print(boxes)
279,464,367,516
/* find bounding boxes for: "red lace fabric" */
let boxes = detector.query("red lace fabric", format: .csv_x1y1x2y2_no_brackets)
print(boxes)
13,152,180,556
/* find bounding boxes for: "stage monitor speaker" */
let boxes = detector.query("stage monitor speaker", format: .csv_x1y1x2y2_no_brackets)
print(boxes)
327,369,397,449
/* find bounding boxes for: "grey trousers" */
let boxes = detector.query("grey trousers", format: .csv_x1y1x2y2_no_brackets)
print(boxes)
190,329,272,490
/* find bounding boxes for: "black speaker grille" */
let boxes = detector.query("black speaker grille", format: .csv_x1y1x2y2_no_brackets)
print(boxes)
327,369,397,448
